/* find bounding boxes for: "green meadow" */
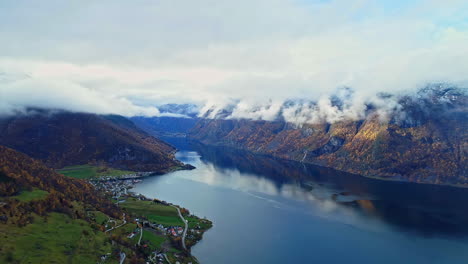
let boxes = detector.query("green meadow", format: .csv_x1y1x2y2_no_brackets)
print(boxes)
119,198,184,226
0,213,120,264
57,165,133,179
11,189,49,202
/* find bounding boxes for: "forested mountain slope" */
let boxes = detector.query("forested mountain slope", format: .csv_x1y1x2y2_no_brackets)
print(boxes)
189,87,468,186
0,109,184,172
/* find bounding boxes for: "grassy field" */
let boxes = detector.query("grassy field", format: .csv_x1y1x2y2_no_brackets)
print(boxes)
120,198,184,226
141,230,166,250
0,213,120,264
11,189,49,202
57,165,134,179
187,216,212,230
109,222,139,244
88,210,109,226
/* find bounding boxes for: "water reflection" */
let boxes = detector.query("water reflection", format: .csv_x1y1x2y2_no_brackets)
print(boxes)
171,138,468,238
133,137,468,264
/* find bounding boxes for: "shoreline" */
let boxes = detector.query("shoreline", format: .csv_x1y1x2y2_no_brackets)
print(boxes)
91,173,212,263
92,163,196,182
187,139,468,189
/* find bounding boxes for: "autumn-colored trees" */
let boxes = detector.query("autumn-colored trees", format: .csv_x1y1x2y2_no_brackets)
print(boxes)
0,110,181,172
189,87,467,186
0,145,123,225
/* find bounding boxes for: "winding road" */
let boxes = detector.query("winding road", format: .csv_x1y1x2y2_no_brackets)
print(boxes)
105,213,126,233
171,205,188,250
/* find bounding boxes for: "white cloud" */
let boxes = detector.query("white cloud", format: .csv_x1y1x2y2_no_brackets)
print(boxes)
0,0,467,121
0,72,160,116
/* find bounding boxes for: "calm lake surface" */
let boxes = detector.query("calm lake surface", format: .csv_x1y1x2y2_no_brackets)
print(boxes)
133,138,468,264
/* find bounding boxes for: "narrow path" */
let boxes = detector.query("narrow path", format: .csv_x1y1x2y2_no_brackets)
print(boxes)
119,252,126,264
171,205,188,250
163,253,172,264
301,150,308,162
148,252,157,263
105,213,126,233
137,223,143,245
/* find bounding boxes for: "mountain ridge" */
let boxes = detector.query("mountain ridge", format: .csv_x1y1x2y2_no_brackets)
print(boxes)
188,87,468,186
0,109,185,173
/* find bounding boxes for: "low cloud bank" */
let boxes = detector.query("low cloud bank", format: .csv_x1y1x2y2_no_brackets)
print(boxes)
1,1,467,121
199,84,467,125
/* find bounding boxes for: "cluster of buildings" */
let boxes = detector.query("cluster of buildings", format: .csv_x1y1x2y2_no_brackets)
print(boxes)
89,172,157,199
149,252,193,264
87,175,205,264
98,172,154,181
143,221,184,238
168,226,184,237
150,252,166,264
126,227,140,239
89,178,141,199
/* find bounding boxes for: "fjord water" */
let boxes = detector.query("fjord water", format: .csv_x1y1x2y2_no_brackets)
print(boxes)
133,138,468,264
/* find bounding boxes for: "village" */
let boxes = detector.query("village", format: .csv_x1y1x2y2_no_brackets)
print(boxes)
89,178,139,200
91,174,212,264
